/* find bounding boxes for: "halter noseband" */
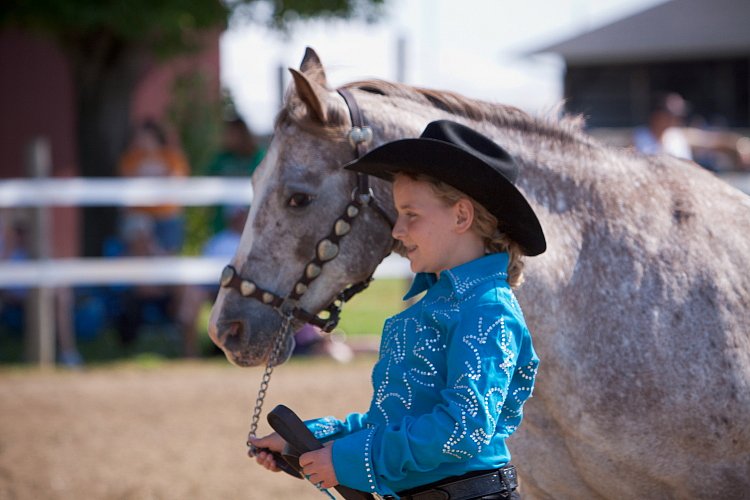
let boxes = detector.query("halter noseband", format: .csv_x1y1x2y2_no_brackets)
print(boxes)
219,88,393,333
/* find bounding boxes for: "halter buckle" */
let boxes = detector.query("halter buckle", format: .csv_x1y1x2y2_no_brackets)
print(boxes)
351,186,374,205
278,298,299,316
319,314,339,333
348,126,372,148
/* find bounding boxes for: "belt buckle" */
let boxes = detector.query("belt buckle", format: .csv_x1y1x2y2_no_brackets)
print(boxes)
499,465,518,490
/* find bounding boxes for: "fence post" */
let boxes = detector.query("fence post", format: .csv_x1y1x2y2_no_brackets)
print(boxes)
24,137,55,367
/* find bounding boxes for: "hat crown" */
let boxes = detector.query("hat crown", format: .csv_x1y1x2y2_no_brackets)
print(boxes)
421,120,519,183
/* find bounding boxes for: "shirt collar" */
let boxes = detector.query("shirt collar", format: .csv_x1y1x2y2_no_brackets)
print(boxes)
403,252,510,300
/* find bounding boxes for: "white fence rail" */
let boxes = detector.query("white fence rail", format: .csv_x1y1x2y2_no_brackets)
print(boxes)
0,177,254,289
0,257,229,287
0,177,254,207
0,254,410,287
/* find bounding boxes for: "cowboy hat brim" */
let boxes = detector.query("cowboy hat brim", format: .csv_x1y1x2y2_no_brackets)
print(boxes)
345,137,546,256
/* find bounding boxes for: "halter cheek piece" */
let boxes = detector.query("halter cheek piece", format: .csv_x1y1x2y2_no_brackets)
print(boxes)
219,88,394,332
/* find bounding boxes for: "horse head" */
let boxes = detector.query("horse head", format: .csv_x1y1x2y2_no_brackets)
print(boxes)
208,48,397,367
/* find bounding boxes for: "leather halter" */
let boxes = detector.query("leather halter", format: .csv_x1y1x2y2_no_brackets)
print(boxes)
219,87,393,332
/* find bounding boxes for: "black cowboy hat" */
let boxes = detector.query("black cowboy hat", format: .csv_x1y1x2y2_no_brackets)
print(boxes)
344,120,546,256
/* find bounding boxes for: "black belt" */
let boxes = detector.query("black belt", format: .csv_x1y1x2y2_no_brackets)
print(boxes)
392,465,518,500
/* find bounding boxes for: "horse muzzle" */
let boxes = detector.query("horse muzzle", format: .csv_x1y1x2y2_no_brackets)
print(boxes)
208,292,294,367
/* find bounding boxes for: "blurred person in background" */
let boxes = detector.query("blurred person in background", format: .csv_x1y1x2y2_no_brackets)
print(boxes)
0,212,29,327
118,119,190,254
0,213,33,346
632,92,693,160
205,117,265,233
633,92,750,171
684,116,750,172
0,210,83,367
112,213,188,355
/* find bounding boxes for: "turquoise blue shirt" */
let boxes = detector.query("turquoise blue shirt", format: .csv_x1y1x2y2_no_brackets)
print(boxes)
306,252,539,497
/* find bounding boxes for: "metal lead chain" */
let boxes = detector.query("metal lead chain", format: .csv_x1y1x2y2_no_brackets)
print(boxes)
246,314,293,457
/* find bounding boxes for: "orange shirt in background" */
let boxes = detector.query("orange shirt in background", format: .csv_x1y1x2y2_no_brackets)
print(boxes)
118,147,190,218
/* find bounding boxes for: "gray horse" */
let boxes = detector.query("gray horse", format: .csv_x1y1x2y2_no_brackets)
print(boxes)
208,48,750,499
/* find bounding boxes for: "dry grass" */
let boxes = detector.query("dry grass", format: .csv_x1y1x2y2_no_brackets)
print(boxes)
0,356,377,500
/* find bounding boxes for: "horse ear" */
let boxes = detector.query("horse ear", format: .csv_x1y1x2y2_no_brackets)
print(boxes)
299,47,328,87
288,67,329,124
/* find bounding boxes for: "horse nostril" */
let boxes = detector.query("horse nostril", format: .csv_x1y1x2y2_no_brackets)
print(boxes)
221,321,244,351
225,322,240,337
211,321,238,347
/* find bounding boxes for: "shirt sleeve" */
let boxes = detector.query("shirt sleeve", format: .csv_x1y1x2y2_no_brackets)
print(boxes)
331,304,524,495
304,412,370,442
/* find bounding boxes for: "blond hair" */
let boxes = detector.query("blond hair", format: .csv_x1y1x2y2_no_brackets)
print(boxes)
394,173,525,288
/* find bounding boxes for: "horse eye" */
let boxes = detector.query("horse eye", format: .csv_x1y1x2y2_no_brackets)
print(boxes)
287,192,314,208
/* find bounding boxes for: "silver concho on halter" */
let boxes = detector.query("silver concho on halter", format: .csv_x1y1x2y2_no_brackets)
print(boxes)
240,280,256,297
334,219,351,236
306,263,321,279
220,266,235,287
317,239,339,261
348,126,373,148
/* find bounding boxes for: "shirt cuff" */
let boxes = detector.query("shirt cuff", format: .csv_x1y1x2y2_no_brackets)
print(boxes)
305,417,344,442
332,427,395,497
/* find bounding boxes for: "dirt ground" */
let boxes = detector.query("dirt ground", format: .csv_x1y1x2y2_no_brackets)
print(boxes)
0,356,377,500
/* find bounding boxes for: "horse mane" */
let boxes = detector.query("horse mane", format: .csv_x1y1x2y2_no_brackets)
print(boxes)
276,77,593,147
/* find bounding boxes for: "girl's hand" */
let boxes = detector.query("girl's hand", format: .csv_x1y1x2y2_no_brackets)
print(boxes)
248,433,286,472
299,442,339,489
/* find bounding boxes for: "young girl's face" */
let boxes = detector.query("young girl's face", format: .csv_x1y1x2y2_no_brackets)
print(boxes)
392,175,477,274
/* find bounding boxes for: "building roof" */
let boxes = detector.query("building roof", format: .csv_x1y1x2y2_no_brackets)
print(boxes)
533,0,750,64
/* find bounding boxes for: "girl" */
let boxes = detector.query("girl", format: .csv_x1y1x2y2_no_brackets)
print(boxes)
250,120,546,499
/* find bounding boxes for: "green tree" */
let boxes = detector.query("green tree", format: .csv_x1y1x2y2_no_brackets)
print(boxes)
0,0,384,254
